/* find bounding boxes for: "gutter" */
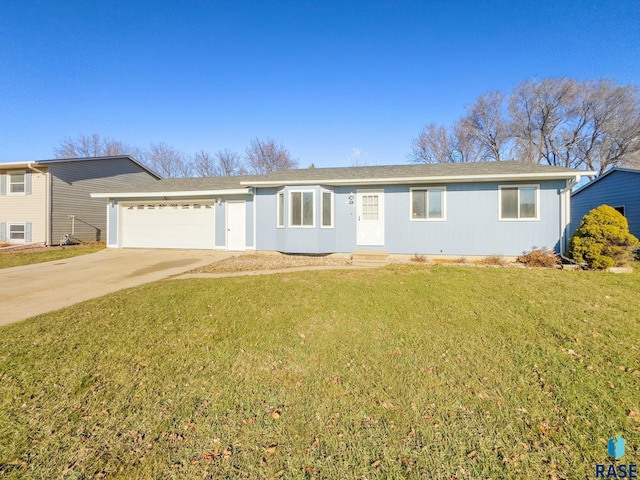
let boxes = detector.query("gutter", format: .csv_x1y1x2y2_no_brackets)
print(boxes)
90,188,251,199
240,172,585,187
559,174,587,268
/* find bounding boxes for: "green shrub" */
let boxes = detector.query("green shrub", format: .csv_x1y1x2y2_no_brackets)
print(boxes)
569,205,640,269
518,246,561,268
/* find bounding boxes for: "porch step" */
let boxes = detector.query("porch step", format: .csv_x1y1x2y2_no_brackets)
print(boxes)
351,250,389,267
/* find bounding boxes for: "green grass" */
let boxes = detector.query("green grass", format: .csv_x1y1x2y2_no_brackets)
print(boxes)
1,265,639,479
0,244,105,269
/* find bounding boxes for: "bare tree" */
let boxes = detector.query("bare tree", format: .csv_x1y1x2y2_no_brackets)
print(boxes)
54,134,138,159
245,138,297,174
410,124,454,163
459,91,510,161
577,80,640,174
193,149,245,177
144,143,192,178
349,148,369,167
413,77,640,174
215,149,245,176
509,78,640,173
410,123,477,163
509,77,582,167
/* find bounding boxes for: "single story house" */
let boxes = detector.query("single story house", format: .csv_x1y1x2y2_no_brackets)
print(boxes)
92,161,591,257
0,156,160,245
571,167,640,239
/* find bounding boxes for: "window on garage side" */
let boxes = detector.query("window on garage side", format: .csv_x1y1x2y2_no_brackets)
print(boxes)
321,190,333,228
277,191,285,228
290,190,314,227
411,188,445,220
500,186,538,220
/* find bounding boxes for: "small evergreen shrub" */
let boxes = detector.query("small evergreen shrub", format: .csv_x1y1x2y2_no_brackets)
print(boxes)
517,246,561,268
569,205,640,269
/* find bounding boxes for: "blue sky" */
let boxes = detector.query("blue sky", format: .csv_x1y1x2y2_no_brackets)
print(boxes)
1,1,639,168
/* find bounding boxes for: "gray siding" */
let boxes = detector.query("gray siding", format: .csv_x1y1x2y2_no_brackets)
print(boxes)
49,158,157,244
571,170,640,239
256,180,566,256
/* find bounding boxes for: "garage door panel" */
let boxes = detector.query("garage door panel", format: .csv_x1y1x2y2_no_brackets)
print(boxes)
121,203,215,249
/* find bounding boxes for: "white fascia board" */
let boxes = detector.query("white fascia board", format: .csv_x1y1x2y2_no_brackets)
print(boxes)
241,171,596,187
0,162,34,168
90,188,251,199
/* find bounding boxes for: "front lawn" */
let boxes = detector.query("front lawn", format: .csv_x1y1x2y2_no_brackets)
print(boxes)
0,265,638,478
0,244,105,269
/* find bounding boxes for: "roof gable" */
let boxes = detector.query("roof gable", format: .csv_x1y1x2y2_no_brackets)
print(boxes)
0,156,161,179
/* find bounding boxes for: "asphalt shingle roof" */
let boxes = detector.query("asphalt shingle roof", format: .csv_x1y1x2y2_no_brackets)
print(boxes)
95,161,586,194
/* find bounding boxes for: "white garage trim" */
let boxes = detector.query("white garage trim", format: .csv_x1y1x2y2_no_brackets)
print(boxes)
91,188,250,199
119,201,216,249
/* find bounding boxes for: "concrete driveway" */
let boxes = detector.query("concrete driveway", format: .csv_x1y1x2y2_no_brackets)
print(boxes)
0,249,235,327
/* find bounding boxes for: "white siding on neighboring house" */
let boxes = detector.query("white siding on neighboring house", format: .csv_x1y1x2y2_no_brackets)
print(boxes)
0,169,47,244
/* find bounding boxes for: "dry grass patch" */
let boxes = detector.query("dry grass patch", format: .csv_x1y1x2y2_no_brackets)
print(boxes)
192,253,351,273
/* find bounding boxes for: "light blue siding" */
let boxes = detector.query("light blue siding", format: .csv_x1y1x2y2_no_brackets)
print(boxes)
107,203,118,246
256,180,566,256
571,170,640,239
214,194,254,249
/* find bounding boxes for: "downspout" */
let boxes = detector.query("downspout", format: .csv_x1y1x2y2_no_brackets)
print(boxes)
559,174,585,267
27,162,50,246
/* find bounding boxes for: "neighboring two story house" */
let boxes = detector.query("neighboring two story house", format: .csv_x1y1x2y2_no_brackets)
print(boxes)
0,156,160,245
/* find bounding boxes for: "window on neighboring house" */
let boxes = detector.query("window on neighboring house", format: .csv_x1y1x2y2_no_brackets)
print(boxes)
614,206,625,216
500,186,538,220
290,190,314,227
411,188,445,220
9,224,25,241
277,191,285,227
9,172,25,194
321,190,333,227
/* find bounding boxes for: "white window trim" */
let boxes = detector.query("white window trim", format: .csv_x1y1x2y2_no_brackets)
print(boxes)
409,187,447,221
8,222,26,242
289,189,316,228
321,189,334,228
498,184,540,221
277,190,285,228
8,171,26,196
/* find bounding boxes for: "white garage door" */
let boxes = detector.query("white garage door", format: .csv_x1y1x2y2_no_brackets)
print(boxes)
121,202,215,249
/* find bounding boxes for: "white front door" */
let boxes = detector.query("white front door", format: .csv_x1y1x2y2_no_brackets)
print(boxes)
356,190,385,246
227,201,246,251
